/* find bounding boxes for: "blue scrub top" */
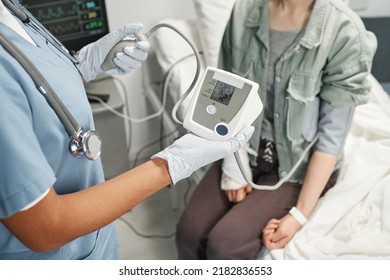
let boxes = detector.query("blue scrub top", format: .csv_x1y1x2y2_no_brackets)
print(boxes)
0,7,118,259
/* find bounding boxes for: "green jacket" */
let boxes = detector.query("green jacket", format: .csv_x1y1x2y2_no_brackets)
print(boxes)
219,0,377,182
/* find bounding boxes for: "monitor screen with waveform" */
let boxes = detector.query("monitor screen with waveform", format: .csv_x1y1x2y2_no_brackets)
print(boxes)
21,0,110,52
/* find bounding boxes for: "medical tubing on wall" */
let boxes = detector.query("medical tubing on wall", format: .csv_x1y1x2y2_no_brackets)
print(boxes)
145,23,202,124
98,23,201,124
0,31,81,138
89,54,195,123
234,135,319,190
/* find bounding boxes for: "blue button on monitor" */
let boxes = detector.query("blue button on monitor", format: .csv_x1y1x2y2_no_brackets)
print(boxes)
215,124,228,136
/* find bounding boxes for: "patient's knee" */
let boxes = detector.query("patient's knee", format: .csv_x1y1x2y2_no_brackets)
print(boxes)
207,229,261,260
175,219,207,259
207,232,238,260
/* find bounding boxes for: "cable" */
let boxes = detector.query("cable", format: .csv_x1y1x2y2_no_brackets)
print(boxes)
88,55,198,125
234,135,319,190
87,86,168,123
118,216,175,239
91,52,196,160
158,53,201,151
90,75,133,154
93,23,202,125
183,177,194,206
145,23,203,125
89,54,198,167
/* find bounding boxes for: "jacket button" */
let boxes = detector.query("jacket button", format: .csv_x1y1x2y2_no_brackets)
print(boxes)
280,171,288,178
275,77,281,83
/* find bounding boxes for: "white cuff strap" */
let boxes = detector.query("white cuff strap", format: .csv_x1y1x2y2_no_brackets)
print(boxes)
289,207,307,226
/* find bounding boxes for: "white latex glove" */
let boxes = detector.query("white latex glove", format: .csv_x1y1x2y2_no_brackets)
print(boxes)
76,23,150,82
221,145,253,190
152,126,254,184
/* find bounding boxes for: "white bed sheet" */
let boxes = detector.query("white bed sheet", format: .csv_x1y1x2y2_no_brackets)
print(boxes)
261,75,390,260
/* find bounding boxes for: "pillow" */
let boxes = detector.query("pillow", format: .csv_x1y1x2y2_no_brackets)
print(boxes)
193,0,236,67
151,18,203,73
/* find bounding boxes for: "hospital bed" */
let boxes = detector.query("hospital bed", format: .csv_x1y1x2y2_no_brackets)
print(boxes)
142,0,390,259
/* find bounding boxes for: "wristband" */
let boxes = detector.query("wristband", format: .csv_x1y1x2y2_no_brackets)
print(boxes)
289,207,307,226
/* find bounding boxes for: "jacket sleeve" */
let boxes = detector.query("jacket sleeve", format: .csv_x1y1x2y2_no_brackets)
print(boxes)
320,19,377,107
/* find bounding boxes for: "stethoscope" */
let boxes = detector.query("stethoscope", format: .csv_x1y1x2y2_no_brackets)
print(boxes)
0,0,102,160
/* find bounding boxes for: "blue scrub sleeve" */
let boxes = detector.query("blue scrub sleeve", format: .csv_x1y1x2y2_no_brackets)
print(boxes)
0,70,56,218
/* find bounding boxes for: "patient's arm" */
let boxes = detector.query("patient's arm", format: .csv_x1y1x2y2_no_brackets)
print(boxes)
296,151,337,218
262,151,337,249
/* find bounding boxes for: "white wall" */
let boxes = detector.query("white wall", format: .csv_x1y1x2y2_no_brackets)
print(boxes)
103,0,196,162
349,0,390,17
105,0,196,31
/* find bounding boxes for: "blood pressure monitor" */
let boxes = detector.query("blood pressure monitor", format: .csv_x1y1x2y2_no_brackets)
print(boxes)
183,67,263,141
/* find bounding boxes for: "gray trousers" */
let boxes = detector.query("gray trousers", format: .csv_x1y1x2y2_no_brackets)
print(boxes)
175,139,338,260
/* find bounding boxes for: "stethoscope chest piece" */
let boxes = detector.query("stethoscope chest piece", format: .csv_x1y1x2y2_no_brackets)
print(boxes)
69,130,102,161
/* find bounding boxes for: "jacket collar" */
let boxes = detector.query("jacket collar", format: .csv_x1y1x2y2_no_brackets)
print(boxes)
246,0,329,49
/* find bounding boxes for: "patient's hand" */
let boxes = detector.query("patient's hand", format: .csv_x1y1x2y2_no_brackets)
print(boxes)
225,186,252,203
262,215,302,249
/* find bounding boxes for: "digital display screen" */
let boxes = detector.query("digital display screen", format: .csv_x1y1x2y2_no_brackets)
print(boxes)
21,0,109,52
210,81,236,106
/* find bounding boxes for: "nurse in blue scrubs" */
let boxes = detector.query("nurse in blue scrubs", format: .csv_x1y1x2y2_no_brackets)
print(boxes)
0,0,253,259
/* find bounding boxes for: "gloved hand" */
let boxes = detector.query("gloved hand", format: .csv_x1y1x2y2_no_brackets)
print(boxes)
152,126,254,184
76,23,150,82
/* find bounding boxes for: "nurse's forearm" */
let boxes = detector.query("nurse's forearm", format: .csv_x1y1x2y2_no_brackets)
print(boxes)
58,158,172,238
295,151,337,219
1,158,172,252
